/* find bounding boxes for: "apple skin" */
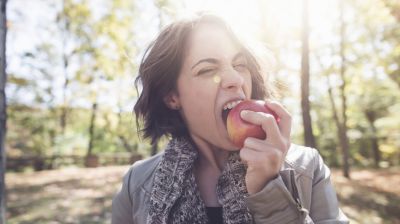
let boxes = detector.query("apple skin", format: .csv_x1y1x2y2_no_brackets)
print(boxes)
227,100,280,148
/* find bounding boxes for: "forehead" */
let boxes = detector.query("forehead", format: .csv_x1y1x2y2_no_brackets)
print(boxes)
185,23,241,62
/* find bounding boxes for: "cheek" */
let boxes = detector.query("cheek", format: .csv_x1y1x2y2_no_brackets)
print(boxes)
180,78,218,102
178,79,218,122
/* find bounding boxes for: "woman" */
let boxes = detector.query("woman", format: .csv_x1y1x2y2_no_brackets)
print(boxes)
112,14,349,224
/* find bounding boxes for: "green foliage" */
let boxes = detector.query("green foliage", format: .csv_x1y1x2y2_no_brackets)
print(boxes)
304,0,400,167
7,0,142,162
7,105,57,157
5,0,400,169
7,104,143,157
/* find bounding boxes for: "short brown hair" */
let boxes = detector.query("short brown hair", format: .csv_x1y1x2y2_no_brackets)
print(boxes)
134,13,273,144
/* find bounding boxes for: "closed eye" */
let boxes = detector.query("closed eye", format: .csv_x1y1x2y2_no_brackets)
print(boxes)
233,63,248,72
197,68,217,76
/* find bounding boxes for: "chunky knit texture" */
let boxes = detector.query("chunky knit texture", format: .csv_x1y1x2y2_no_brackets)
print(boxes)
147,137,253,224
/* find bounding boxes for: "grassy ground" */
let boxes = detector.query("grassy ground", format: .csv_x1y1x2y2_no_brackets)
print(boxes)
6,166,400,224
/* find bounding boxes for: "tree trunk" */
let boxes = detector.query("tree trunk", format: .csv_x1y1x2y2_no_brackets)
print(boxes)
338,123,350,177
370,131,381,168
365,112,381,167
116,107,135,153
0,0,7,222
301,0,317,148
87,102,97,157
326,74,350,178
325,76,341,165
339,0,350,178
60,0,69,135
60,63,69,135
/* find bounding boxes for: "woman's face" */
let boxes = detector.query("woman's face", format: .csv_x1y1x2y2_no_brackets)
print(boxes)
173,23,253,151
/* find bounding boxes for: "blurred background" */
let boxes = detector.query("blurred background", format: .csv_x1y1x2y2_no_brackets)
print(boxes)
3,0,400,223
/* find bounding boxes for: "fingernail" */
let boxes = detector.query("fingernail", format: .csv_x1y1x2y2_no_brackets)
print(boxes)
240,110,249,118
243,138,251,146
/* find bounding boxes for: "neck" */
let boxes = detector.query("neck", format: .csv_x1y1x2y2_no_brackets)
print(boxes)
190,134,230,172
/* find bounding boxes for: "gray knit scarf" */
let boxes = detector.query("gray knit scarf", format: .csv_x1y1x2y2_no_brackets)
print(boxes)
147,137,254,224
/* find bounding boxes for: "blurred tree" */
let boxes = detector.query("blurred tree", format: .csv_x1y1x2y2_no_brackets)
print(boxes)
4,0,95,164
311,0,400,169
86,101,97,166
6,2,67,163
154,0,178,29
55,0,99,165
150,0,175,155
19,44,59,160
57,0,84,135
383,0,400,21
382,0,400,88
360,79,396,167
337,0,351,178
300,0,317,148
5,0,140,169
347,0,400,167
90,0,137,157
0,0,6,221
313,0,351,177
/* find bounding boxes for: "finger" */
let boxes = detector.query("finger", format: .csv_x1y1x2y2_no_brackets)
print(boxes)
240,110,281,143
239,147,261,165
240,146,283,167
265,100,292,138
243,137,286,154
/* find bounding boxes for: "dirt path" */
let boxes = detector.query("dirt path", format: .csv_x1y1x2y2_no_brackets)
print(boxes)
6,166,400,224
331,168,400,224
6,166,129,224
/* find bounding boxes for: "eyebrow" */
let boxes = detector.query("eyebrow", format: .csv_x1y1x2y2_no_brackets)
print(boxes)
232,52,245,62
191,58,218,70
191,52,245,70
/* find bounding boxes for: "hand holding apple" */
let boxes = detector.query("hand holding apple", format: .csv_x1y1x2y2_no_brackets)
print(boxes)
227,100,280,148
228,100,292,194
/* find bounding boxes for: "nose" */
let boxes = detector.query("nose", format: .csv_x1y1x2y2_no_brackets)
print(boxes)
219,67,244,90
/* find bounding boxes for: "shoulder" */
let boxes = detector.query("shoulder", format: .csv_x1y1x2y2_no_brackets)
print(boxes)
284,144,323,179
112,153,163,223
124,152,164,195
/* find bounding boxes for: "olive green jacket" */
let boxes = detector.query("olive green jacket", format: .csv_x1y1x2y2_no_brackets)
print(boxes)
112,144,349,224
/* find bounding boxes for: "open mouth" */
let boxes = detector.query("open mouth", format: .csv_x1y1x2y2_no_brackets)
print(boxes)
221,100,243,128
222,109,231,127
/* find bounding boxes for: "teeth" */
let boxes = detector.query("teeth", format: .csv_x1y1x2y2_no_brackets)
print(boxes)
223,100,242,110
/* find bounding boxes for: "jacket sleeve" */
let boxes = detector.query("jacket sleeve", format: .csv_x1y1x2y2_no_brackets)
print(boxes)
112,167,135,224
245,175,310,223
245,149,349,224
309,150,349,224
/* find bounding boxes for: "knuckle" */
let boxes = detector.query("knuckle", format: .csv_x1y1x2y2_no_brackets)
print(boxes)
270,149,283,161
243,138,253,148
277,140,287,151
239,148,250,160
261,114,275,123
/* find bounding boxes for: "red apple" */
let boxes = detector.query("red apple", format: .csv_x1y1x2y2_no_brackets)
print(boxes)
227,100,280,148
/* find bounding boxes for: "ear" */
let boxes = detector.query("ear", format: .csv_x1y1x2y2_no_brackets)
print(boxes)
163,91,181,110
